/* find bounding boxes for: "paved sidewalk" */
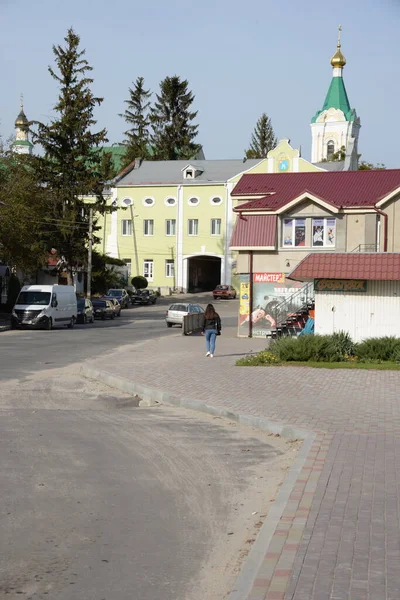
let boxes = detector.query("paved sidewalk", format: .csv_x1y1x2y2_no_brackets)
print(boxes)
86,327,400,600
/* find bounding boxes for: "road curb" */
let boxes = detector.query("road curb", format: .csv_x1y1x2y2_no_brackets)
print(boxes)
81,364,315,600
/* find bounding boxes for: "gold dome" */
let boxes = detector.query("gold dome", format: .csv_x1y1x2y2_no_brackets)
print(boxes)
331,44,346,68
15,108,28,127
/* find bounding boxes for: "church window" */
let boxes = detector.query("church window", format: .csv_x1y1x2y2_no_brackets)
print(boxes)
327,141,335,160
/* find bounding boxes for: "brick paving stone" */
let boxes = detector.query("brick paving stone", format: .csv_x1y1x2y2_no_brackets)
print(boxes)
87,327,400,600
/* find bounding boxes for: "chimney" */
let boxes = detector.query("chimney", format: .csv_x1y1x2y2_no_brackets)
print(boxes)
134,158,142,169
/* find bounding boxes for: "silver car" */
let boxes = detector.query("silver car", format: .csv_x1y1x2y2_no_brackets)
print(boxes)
165,303,204,327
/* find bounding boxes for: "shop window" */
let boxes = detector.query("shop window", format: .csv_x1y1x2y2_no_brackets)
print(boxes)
282,218,306,247
312,218,336,247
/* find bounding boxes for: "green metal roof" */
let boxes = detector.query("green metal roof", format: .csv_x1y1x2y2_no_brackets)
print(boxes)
97,145,127,172
311,76,356,123
12,139,33,147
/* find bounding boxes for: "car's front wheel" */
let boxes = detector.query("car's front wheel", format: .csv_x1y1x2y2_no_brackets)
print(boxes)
67,316,75,329
167,322,173,328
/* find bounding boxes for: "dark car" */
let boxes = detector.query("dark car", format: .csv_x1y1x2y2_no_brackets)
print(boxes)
213,285,237,300
91,299,115,320
77,298,94,324
106,289,130,308
133,289,157,305
103,297,122,317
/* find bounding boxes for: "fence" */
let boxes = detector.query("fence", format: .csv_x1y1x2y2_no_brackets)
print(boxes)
182,313,204,335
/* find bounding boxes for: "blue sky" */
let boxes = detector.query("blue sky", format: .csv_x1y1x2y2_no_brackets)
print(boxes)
1,0,399,166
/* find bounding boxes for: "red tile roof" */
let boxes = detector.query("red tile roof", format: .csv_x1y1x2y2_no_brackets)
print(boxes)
230,215,277,248
288,253,400,282
232,170,400,210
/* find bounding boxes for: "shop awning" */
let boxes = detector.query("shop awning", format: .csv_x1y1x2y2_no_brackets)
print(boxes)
230,215,277,250
288,253,400,282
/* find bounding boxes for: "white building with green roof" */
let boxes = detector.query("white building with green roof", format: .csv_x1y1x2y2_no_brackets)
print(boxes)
12,101,33,155
310,28,360,169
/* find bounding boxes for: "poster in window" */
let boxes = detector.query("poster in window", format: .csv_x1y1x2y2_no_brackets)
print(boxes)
295,219,306,247
283,219,293,246
326,219,336,246
312,219,324,247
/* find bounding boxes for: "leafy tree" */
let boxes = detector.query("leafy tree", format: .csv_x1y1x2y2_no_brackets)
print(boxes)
91,252,126,295
150,75,201,160
245,113,277,159
120,77,152,167
131,275,148,290
0,152,52,274
358,161,386,170
32,28,109,284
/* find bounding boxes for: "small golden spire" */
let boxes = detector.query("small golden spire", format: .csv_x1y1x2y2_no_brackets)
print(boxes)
331,24,346,69
20,92,24,110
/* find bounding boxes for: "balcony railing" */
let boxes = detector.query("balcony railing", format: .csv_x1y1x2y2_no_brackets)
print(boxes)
352,244,378,252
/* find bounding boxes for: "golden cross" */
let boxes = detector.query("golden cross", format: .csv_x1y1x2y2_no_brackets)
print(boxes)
337,24,342,47
20,92,24,109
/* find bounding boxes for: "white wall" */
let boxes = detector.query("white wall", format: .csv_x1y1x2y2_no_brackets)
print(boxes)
315,281,400,341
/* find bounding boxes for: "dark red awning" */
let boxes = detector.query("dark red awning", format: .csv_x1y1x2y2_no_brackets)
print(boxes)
288,253,400,281
230,215,277,249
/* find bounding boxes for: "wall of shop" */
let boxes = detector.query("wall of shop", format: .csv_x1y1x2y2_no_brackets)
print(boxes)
315,280,400,341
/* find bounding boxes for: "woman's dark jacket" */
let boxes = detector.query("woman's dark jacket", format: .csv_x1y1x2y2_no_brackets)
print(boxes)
203,315,221,333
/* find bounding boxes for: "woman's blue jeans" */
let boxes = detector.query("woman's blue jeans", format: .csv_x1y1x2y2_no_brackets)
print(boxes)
205,329,217,354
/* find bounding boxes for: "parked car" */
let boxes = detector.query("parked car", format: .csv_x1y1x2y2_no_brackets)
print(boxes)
106,288,130,308
77,298,94,324
165,303,204,328
133,289,157,305
91,299,115,320
103,297,122,317
11,284,77,330
213,284,237,300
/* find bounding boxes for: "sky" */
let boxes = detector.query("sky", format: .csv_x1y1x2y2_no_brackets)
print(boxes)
1,0,399,167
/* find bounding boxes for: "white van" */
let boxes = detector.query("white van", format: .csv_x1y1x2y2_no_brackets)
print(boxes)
11,285,77,330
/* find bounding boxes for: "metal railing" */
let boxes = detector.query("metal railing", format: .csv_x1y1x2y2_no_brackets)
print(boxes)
182,313,204,336
352,244,378,252
271,282,314,331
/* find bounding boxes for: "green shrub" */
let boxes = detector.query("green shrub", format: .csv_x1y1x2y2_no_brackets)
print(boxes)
356,337,400,362
236,350,280,367
271,331,356,363
131,276,148,290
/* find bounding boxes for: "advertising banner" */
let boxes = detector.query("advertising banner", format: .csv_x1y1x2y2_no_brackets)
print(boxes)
238,273,304,338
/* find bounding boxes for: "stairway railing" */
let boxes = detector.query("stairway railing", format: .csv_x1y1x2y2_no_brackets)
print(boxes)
271,282,314,330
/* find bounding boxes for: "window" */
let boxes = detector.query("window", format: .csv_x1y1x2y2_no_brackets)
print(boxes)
143,259,154,281
165,197,177,206
188,197,199,206
185,170,193,178
327,141,335,160
123,258,132,277
188,219,199,236
121,197,133,207
142,197,155,206
166,219,176,236
282,218,306,247
165,259,175,278
211,218,222,236
210,196,222,206
122,219,132,236
144,219,154,236
312,218,336,247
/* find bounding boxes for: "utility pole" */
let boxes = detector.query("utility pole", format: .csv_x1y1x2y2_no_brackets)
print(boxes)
87,207,93,298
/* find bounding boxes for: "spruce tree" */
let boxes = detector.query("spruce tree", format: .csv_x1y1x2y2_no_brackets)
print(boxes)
120,77,152,167
150,75,201,160
245,113,277,159
33,28,108,283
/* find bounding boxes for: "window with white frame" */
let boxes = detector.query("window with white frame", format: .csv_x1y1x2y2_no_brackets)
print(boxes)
144,219,154,236
165,259,175,278
210,196,222,205
143,197,155,206
143,259,154,281
121,219,132,236
165,219,176,236
188,219,199,236
165,197,177,206
312,218,336,247
211,218,222,236
282,218,306,247
188,197,199,206
122,258,132,277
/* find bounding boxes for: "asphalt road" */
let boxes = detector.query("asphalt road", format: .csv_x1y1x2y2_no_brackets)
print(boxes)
1,294,239,381
0,295,291,600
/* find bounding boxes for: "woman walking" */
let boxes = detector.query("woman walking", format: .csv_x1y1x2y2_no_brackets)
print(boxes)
202,303,221,358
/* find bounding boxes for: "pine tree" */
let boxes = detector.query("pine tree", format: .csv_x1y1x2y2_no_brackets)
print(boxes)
120,77,152,167
33,28,108,283
150,75,201,160
245,113,277,159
